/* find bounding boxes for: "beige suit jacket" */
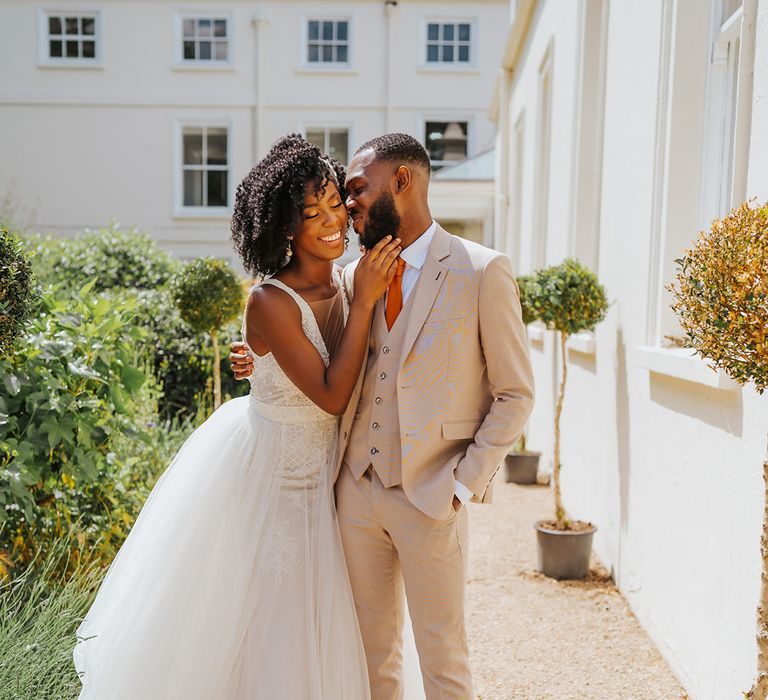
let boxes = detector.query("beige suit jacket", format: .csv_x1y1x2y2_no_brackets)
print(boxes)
335,225,535,520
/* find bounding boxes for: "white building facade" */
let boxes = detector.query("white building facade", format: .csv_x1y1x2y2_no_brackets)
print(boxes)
0,0,507,262
493,0,768,697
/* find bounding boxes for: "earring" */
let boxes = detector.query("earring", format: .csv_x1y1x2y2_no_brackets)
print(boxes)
285,237,293,259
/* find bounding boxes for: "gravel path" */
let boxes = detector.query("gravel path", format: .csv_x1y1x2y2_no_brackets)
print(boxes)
465,482,688,700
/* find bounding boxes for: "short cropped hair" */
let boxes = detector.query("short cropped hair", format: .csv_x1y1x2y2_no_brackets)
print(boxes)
355,132,431,174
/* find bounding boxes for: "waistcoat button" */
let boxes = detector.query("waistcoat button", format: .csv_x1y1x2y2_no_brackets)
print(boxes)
370,447,378,455
379,372,386,380
383,346,390,354
375,397,382,404
372,422,379,429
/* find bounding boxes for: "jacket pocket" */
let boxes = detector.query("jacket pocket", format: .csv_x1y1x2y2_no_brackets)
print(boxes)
441,419,483,440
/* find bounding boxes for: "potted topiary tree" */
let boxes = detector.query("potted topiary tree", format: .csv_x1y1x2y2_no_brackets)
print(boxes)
669,201,768,699
0,228,36,357
528,258,609,579
171,258,243,411
504,274,542,484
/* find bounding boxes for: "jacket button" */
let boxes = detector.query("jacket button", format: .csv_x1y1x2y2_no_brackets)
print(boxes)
372,422,379,429
370,447,378,455
375,397,382,404
383,346,390,354
379,372,386,380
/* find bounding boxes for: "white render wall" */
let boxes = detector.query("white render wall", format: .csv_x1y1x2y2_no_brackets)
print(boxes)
0,0,507,261
495,1,768,697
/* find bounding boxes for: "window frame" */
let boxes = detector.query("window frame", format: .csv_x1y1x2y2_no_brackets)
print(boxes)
420,116,473,171
174,120,233,219
301,16,352,69
174,12,233,69
302,124,353,166
37,9,102,68
420,18,477,71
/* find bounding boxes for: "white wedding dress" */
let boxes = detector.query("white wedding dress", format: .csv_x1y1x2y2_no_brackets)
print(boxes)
74,272,373,699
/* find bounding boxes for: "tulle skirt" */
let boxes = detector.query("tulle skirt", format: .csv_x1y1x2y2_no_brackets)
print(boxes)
74,395,370,699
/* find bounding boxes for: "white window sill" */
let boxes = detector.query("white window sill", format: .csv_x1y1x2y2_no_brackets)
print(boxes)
416,65,480,76
633,346,740,391
527,323,545,344
295,66,357,76
172,62,235,72
38,61,103,70
174,207,231,220
566,331,595,355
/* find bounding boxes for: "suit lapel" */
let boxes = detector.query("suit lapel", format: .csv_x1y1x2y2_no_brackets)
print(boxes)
398,227,452,368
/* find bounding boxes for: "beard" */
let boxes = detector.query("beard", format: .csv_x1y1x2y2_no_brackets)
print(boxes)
359,189,401,250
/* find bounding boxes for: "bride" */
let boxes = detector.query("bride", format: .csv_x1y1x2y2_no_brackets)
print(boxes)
73,134,402,698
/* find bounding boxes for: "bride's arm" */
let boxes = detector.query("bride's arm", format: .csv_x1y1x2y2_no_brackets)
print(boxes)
246,236,400,416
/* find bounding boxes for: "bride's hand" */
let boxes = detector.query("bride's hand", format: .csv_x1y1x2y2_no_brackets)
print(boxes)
352,236,402,309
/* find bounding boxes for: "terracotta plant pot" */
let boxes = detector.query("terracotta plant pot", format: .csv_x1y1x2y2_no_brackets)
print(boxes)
534,521,597,580
504,451,540,484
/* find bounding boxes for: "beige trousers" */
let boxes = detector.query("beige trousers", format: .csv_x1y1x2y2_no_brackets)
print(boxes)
336,464,473,700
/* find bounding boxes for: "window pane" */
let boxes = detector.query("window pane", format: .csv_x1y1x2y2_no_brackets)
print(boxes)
82,17,95,35
322,21,333,40
427,44,438,62
308,44,319,62
199,41,211,60
459,24,470,41
214,19,226,37
308,21,319,41
207,129,228,165
442,45,454,62
427,23,439,41
207,171,228,207
443,24,454,41
49,40,63,57
458,45,469,62
198,19,211,37
183,18,194,37
49,17,62,35
214,41,227,61
336,44,348,63
66,40,79,58
65,17,78,35
82,41,95,58
183,130,203,165
329,129,349,163
184,41,196,60
183,170,203,207
337,21,348,41
322,45,333,62
306,129,325,151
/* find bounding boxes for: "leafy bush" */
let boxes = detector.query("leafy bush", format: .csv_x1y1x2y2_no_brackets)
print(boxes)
516,274,536,326
26,222,178,294
0,280,181,571
670,200,768,393
0,228,37,356
170,258,244,410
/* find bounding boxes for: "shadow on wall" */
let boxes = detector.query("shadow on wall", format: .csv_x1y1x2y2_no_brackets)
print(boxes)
648,373,744,437
615,327,632,546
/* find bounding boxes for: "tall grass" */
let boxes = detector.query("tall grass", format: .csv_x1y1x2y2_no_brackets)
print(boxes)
0,533,105,699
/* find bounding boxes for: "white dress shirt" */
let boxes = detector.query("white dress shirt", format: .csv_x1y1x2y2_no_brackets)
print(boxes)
391,221,474,507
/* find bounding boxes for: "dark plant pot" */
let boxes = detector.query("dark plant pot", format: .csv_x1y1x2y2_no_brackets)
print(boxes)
534,521,597,580
504,451,540,484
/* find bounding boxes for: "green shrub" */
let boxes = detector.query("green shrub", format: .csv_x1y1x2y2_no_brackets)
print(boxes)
516,274,536,326
26,223,178,293
0,280,176,571
0,229,37,356
170,258,243,410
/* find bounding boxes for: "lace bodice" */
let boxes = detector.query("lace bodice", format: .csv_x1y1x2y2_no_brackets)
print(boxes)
242,268,349,424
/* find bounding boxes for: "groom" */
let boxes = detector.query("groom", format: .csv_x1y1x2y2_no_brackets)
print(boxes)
231,133,534,699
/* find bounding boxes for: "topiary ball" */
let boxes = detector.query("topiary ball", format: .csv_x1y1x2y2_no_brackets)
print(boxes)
528,258,609,337
170,257,243,335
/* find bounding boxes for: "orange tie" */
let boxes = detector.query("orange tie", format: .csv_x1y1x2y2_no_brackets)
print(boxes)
385,258,406,330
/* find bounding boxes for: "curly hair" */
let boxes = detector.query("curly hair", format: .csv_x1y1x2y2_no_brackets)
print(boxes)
355,132,432,175
231,134,347,277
